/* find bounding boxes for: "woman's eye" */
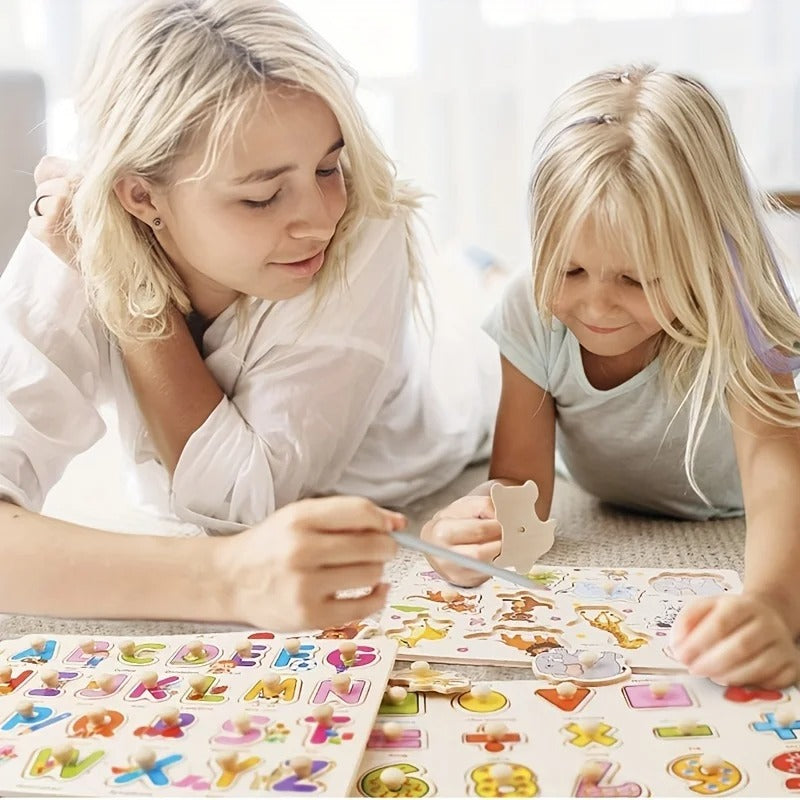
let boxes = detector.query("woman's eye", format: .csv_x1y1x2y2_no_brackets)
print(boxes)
622,275,642,287
565,268,584,277
242,191,280,209
317,165,340,177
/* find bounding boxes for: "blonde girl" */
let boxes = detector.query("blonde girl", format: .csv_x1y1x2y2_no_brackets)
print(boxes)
1,0,494,629
423,65,800,689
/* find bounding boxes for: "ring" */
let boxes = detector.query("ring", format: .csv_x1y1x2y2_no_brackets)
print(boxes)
31,194,49,217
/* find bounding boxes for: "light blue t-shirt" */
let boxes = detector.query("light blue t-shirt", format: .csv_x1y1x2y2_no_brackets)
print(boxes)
482,269,743,520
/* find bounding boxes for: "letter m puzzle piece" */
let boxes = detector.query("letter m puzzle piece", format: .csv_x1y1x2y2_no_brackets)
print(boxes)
491,481,555,573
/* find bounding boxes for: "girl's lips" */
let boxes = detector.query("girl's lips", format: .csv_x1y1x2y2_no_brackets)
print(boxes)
275,250,325,278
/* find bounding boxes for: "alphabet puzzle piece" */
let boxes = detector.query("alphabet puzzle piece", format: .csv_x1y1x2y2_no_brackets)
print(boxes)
491,481,556,573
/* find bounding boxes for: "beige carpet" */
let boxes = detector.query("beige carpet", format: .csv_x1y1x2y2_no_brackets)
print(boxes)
0,461,746,643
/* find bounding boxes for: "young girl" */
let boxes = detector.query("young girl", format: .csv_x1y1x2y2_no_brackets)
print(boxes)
1,0,495,629
422,65,800,689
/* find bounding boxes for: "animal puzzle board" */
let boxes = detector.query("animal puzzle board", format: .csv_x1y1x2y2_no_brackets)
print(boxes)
0,631,396,796
378,563,743,672
357,675,800,796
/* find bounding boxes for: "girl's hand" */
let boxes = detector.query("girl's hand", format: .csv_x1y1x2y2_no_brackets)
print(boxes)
670,592,800,689
27,156,78,266
217,496,403,632
420,495,502,587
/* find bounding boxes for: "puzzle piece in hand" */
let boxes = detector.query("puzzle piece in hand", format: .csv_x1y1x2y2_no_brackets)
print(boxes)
490,481,556,573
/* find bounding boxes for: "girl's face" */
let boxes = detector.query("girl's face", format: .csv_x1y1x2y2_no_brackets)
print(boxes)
552,221,671,360
151,86,348,318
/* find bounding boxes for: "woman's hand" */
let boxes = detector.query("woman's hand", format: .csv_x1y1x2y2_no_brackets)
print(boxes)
217,495,404,631
27,156,78,266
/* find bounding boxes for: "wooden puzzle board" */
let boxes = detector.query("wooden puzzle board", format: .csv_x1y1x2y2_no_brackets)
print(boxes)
378,564,743,671
357,676,800,796
0,632,397,796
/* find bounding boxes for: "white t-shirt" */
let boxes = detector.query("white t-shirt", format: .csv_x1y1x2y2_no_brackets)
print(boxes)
483,268,744,520
0,216,498,533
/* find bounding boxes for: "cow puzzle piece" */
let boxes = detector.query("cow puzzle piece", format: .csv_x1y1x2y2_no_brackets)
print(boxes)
491,480,556,573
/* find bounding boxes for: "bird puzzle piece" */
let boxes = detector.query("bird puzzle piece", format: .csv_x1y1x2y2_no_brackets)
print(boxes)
491,481,555,573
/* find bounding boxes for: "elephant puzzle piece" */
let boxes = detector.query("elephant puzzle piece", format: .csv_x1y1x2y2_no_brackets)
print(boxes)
491,480,556,573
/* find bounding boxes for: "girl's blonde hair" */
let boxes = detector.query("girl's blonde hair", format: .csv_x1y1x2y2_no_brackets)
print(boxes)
530,64,800,498
68,0,421,341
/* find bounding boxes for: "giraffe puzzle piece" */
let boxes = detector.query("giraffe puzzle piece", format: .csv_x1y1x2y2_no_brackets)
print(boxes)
491,481,556,573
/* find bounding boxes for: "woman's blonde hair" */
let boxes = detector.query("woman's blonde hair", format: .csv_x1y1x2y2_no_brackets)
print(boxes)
529,64,800,498
68,0,421,341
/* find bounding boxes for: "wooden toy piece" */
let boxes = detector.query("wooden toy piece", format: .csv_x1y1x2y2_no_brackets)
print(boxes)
410,660,433,677
134,747,157,772
87,707,108,727
380,766,407,792
678,718,698,735
582,720,601,737
285,638,301,656
331,671,351,692
339,641,357,666
119,640,136,657
79,638,96,655
490,480,556,573
441,588,460,603
40,669,60,688
578,650,600,669
775,707,796,727
15,700,34,719
489,763,514,788
188,675,207,695
389,663,471,695
290,755,313,780
160,706,181,726
29,636,46,653
216,751,239,772
650,681,671,699
470,682,492,702
232,711,252,734
139,670,159,690
382,721,403,740
601,579,616,597
386,686,408,705
699,754,724,775
556,681,577,699
187,640,206,658
51,744,75,766
263,671,282,690
235,640,252,658
579,761,606,783
484,721,508,741
96,673,117,693
0,666,12,684
312,703,334,726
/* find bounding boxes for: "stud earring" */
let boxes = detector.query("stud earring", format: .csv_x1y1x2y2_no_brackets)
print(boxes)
152,217,162,229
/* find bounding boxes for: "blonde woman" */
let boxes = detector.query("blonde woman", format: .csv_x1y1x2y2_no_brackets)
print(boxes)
1,0,495,628
422,65,800,689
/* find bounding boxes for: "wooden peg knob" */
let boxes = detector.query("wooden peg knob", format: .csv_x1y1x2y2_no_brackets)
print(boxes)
380,766,406,791
29,636,46,653
338,641,357,659
776,708,796,727
15,700,34,718
470,683,492,701
0,666,12,684
216,751,239,772
78,639,96,655
290,755,313,779
139,670,159,689
441,588,459,602
119,640,136,657
331,672,351,692
51,744,75,766
188,675,207,694
556,681,577,698
235,640,252,658
650,682,670,699
410,660,431,676
40,669,59,688
382,721,403,740
312,703,334,725
578,650,599,669
133,747,157,772
263,671,281,689
87,707,108,726
232,711,252,733
187,640,205,658
484,721,508,741
489,763,514,787
96,673,116,693
159,707,181,726
284,638,301,655
699,754,724,775
386,685,408,704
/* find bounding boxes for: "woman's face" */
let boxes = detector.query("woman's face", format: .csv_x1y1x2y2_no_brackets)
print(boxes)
151,85,348,317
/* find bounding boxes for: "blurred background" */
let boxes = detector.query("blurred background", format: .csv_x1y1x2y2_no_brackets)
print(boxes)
3,0,800,273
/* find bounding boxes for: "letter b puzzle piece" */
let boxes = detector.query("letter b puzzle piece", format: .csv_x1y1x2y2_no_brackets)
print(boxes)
491,481,555,573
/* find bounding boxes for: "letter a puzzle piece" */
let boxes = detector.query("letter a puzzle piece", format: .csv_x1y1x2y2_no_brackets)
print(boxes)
491,481,555,573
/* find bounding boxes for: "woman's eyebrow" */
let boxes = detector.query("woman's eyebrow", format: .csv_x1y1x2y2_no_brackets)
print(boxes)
232,137,345,185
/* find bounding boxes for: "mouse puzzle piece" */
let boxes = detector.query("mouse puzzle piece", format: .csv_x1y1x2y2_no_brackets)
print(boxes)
387,660,471,695
491,480,555,573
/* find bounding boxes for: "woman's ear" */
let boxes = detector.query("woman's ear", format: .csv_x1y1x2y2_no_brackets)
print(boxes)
114,176,160,226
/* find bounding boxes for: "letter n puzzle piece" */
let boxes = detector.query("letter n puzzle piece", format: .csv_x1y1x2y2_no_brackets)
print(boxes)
491,481,555,573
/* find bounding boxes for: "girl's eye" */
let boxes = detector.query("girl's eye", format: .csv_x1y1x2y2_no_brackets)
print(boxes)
242,191,280,209
622,275,642,287
565,267,584,277
317,165,340,177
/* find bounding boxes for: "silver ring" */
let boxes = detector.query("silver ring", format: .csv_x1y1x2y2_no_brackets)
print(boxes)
32,194,49,217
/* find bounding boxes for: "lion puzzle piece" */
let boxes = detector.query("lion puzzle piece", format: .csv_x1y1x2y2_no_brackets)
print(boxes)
491,480,556,573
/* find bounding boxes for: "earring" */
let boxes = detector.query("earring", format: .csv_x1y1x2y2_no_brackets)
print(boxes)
152,217,162,229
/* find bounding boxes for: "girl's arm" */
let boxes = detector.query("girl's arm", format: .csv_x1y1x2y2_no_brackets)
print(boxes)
671,374,800,688
0,496,402,631
421,355,556,585
119,306,224,474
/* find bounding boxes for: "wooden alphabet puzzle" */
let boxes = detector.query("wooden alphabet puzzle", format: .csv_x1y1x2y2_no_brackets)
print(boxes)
357,675,800,796
0,631,397,796
378,560,743,672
